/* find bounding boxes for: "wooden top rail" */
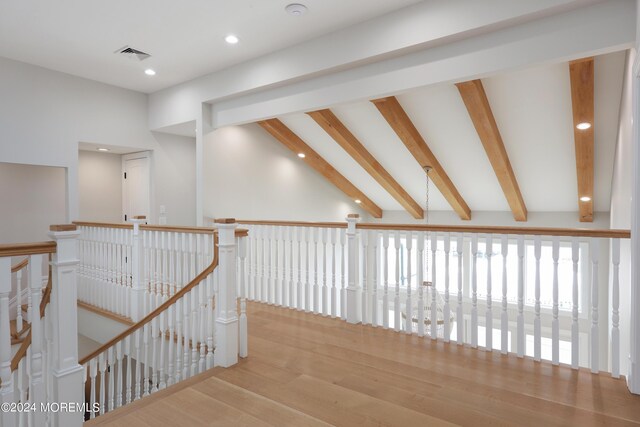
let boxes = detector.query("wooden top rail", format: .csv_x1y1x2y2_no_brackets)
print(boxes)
0,241,56,258
236,219,630,239
237,220,348,229
79,235,220,366
356,223,631,239
72,221,248,237
11,258,28,273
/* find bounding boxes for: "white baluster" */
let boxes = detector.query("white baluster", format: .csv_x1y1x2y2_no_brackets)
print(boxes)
486,235,493,351
206,274,215,369
273,226,279,306
571,238,580,369
394,231,401,332
107,347,115,411
297,227,303,311
305,228,311,312
457,234,464,345
371,231,379,327
361,229,369,324
265,226,270,304
340,228,346,319
288,226,294,309
275,226,282,306
612,238,620,378
134,330,142,400
331,228,337,318
591,238,600,373
406,232,413,334
417,232,425,337
323,228,329,316
534,235,542,362
313,227,319,314
143,324,150,396
443,233,450,342
501,235,509,355
517,235,525,358
383,231,389,329
159,311,167,388
471,234,478,348
125,335,132,403
116,341,123,407
239,236,248,358
430,232,438,340
89,358,97,418
99,352,106,414
175,297,183,384
552,237,560,366
0,257,15,427
16,267,23,332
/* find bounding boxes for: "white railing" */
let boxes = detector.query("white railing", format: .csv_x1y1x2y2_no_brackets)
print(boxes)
1,225,83,427
1,220,247,426
240,217,630,377
76,219,246,422
76,221,217,322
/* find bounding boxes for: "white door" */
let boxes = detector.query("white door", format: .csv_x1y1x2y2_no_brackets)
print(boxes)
122,155,150,222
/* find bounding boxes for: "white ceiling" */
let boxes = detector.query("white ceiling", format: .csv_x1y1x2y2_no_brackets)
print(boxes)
0,0,421,93
278,51,626,216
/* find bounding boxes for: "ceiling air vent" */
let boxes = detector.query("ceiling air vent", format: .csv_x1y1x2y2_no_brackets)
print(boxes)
115,46,151,61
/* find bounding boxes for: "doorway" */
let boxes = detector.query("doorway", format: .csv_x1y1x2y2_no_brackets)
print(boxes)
122,152,151,222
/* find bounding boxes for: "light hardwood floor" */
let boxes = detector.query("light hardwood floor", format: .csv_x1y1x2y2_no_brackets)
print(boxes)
88,302,640,426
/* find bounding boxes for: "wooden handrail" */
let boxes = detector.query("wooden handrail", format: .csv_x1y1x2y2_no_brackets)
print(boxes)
236,219,630,239
356,223,631,238
11,256,52,372
79,234,219,366
0,242,56,258
237,220,347,229
11,258,28,273
73,221,249,237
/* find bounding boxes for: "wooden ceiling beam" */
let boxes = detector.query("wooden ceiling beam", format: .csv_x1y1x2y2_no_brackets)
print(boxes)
568,58,594,222
257,119,383,218
456,80,527,222
370,96,471,220
307,109,424,219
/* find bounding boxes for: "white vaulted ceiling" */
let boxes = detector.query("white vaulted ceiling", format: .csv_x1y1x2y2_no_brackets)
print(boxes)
275,51,626,216
0,0,421,93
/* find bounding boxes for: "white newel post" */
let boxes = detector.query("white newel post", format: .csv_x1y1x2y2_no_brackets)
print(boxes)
130,217,146,322
630,67,640,393
346,214,361,324
29,254,46,427
215,219,239,367
0,257,16,427
49,225,83,427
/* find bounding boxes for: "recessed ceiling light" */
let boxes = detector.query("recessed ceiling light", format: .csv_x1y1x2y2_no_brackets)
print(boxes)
225,34,239,44
355,199,362,204
144,69,156,76
580,196,591,202
285,3,308,16
576,122,591,130
97,148,110,152
298,153,306,158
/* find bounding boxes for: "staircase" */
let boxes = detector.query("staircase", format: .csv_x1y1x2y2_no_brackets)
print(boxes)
0,219,248,426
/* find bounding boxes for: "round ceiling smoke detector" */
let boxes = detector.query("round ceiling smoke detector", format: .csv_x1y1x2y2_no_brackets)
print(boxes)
285,3,307,16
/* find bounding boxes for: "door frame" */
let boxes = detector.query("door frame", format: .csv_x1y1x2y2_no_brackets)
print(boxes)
121,151,153,223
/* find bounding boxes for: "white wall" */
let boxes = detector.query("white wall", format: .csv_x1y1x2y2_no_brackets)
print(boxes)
78,150,122,222
203,124,367,221
0,162,66,243
372,210,612,229
0,57,196,226
609,50,634,376
152,133,196,226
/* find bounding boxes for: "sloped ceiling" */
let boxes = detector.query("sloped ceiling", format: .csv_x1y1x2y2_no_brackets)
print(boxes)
275,50,626,216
